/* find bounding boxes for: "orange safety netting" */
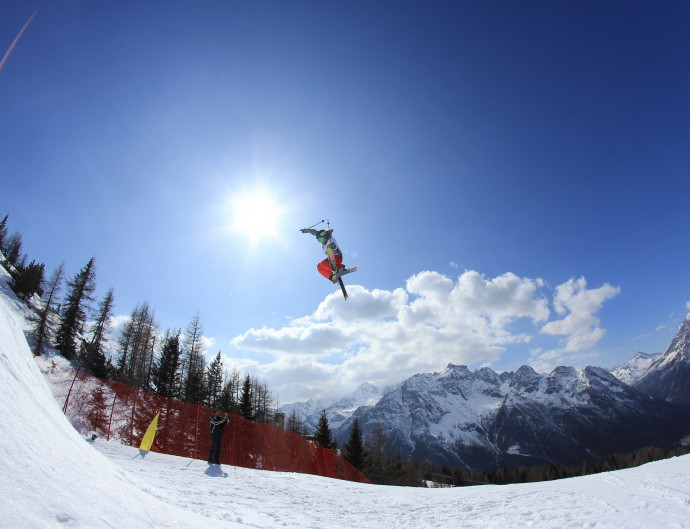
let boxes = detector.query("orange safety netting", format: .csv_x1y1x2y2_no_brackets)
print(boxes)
60,368,369,484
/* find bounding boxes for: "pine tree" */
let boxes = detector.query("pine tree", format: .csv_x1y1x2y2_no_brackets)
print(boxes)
205,352,224,408
239,374,253,420
216,377,235,413
0,214,8,253
182,311,206,403
252,377,274,423
30,263,65,356
286,409,304,435
55,257,96,360
216,367,241,414
342,418,366,469
80,288,114,378
364,422,390,484
2,232,23,268
9,259,44,301
87,381,109,435
314,409,336,449
116,305,139,377
116,302,157,389
152,329,182,399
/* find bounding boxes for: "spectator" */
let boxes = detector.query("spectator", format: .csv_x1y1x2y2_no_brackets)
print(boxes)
208,410,229,465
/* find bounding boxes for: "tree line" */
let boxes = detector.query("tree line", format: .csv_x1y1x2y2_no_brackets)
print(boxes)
442,445,690,488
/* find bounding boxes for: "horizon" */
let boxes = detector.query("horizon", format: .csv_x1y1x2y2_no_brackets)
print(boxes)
2,1,689,402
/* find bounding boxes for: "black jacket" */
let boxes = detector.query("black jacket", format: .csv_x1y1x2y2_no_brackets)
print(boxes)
210,414,229,435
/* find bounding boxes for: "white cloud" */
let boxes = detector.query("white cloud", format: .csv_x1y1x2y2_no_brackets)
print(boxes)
528,277,621,372
230,323,349,358
540,277,620,352
229,270,619,402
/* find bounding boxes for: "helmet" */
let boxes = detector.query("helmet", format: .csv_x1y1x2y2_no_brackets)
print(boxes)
317,230,330,243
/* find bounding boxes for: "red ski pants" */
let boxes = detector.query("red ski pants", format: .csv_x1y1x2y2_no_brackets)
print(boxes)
317,256,343,279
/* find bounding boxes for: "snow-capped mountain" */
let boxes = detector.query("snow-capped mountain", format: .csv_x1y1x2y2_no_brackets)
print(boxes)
281,382,384,434
635,313,690,405
610,352,660,385
335,363,690,471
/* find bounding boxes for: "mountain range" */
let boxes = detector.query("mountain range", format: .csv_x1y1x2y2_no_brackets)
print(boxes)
286,314,690,471
280,382,384,435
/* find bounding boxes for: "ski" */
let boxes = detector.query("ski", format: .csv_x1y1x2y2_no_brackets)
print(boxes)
327,247,350,300
333,266,358,279
337,277,348,300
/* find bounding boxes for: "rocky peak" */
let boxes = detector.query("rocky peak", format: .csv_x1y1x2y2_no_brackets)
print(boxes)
610,352,660,385
442,363,471,378
662,313,690,365
544,366,578,395
475,366,502,386
634,313,690,405
509,365,541,393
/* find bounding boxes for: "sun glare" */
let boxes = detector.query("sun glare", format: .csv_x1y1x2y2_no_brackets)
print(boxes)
231,191,280,242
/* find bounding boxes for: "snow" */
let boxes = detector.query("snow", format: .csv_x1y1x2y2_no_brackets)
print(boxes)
2,268,690,528
610,352,660,385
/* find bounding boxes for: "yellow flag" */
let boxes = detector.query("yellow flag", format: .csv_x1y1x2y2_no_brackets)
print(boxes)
139,411,160,452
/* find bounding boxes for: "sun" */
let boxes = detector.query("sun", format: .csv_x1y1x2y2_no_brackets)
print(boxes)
231,191,281,242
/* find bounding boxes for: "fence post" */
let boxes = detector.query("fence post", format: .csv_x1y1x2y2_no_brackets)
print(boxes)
321,445,326,477
293,432,298,473
266,422,271,470
62,367,80,414
193,401,200,460
231,414,236,466
129,390,138,446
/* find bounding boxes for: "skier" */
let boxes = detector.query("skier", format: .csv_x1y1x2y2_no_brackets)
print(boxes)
300,227,345,283
208,410,229,465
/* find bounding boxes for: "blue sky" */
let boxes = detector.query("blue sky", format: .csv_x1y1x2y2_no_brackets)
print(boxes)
2,1,689,403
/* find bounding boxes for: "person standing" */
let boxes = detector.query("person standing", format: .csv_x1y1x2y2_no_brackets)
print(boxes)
208,410,230,465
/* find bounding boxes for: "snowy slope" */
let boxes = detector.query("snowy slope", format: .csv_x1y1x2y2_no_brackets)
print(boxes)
0,266,233,529
2,266,690,528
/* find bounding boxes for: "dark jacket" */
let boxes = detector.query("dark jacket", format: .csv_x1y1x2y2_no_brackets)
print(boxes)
210,414,229,436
